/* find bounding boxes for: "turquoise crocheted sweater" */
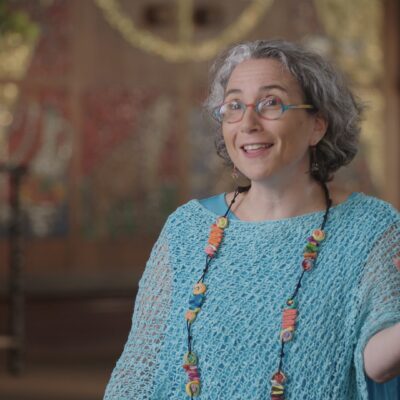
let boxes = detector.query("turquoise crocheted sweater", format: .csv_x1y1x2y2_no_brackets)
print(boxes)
105,192,400,399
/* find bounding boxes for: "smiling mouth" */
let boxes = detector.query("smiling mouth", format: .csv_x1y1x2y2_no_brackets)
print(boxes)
241,143,273,152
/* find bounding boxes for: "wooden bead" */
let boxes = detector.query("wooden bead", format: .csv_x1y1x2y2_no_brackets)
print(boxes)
185,381,201,397
312,229,325,242
216,216,228,229
193,282,207,295
183,352,197,365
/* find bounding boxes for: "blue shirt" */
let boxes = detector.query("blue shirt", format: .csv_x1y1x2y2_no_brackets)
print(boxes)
105,192,400,399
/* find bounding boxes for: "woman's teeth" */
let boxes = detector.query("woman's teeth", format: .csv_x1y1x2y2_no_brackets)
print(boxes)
242,143,272,151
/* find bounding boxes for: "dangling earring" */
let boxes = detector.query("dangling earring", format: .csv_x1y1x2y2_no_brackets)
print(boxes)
231,165,239,180
310,146,319,173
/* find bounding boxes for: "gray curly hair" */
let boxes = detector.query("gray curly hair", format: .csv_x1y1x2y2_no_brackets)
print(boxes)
204,39,364,182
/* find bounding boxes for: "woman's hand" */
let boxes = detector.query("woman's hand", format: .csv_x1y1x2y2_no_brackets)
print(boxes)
364,257,400,383
394,256,400,271
364,322,400,383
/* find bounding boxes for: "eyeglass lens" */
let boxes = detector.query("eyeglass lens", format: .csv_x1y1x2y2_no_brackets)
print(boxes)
218,96,283,123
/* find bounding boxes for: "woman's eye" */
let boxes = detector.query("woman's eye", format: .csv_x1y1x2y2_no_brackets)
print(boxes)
226,101,242,111
259,96,280,108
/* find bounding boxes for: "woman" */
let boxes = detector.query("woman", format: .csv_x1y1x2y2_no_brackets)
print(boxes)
104,40,400,399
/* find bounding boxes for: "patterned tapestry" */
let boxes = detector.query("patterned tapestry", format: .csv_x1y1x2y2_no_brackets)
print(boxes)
0,0,383,245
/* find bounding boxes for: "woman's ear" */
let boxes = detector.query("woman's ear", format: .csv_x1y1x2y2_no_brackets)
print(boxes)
310,113,328,146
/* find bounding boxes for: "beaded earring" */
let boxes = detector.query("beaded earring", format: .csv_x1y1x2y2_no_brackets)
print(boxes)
310,146,319,173
231,165,239,180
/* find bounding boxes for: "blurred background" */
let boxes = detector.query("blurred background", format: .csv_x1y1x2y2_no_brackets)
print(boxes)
0,0,399,399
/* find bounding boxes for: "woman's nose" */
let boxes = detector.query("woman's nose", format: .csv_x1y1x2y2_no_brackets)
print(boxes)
240,105,262,133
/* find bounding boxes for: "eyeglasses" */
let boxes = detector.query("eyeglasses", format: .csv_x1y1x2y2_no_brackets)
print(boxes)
212,95,314,124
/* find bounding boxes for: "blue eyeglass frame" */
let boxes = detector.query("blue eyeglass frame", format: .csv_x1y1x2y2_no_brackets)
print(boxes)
213,97,314,123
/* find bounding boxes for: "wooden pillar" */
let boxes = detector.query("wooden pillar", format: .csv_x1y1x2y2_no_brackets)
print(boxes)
176,0,194,202
68,0,85,267
0,164,27,375
383,0,400,208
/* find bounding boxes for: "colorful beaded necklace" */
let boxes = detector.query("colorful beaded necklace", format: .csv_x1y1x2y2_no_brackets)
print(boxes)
183,183,332,399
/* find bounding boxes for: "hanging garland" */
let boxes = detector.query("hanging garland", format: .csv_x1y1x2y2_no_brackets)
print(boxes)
93,0,274,63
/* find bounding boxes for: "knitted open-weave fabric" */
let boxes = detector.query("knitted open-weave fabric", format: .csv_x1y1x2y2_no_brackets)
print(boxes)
104,192,400,400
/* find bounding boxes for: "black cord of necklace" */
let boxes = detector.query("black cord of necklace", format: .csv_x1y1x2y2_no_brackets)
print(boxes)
187,321,192,353
278,179,332,376
198,256,212,283
278,340,285,371
223,186,247,218
319,180,332,230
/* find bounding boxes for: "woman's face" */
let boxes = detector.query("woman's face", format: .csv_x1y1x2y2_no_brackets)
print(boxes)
222,58,326,185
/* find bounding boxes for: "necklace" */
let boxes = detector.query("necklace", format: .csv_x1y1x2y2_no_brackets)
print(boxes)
183,184,332,399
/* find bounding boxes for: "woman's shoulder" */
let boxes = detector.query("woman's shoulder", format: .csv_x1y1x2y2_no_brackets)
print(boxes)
336,191,399,238
343,191,399,218
163,194,224,230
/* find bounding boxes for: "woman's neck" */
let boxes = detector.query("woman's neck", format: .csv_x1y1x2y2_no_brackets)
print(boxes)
229,176,328,222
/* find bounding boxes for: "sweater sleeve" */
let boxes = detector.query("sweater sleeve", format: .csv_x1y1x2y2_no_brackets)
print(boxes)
354,217,400,400
104,221,173,400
